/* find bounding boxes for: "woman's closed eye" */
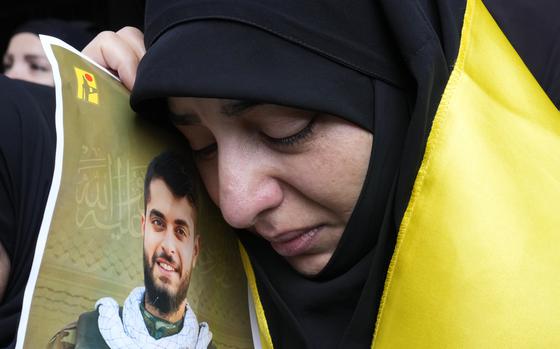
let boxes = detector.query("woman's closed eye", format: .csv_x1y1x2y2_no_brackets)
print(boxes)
192,142,217,160
192,115,317,160
29,62,49,72
191,114,319,161
261,114,317,147
27,58,50,72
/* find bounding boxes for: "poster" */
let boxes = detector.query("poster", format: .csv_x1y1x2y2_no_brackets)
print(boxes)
15,36,253,349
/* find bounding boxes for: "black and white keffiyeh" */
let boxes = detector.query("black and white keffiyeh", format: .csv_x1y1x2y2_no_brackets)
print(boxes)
96,287,212,349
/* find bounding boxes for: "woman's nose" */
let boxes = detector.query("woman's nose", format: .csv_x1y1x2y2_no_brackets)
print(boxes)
217,143,283,229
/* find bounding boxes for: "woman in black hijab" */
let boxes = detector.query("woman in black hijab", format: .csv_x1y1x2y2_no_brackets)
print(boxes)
0,19,95,348
130,2,413,347
0,76,56,348
84,0,560,347
3,19,98,86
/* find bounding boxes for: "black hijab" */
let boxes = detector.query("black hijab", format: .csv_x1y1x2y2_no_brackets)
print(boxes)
131,0,560,347
0,76,56,348
12,18,98,51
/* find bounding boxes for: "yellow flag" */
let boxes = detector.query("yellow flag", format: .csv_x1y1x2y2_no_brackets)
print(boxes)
373,0,560,347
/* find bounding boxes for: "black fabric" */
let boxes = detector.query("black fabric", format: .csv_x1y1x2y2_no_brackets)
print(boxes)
130,0,559,347
0,76,56,348
14,18,98,51
141,1,409,88
131,21,375,132
484,0,560,109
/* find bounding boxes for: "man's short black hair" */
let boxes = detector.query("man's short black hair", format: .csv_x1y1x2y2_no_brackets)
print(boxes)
144,151,197,210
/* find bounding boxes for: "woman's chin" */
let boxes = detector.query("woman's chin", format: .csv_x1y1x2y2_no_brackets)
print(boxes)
286,252,332,277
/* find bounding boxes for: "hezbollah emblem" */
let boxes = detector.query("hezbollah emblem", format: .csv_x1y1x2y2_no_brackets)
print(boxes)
74,67,99,104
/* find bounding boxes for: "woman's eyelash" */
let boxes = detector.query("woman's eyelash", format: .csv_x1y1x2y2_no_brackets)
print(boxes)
30,63,49,72
262,115,317,146
192,142,217,159
192,114,318,159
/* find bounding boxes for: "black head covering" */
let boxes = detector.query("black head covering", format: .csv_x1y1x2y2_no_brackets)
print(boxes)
0,76,55,347
13,18,98,51
129,0,464,347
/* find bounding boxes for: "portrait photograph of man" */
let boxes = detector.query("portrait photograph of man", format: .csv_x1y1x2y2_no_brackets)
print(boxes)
15,41,252,349
47,151,213,349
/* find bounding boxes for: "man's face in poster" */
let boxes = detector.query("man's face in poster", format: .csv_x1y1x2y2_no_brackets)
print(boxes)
142,178,199,315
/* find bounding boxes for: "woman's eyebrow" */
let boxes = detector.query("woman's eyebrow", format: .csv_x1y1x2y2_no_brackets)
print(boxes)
23,54,48,61
221,100,263,117
168,111,201,125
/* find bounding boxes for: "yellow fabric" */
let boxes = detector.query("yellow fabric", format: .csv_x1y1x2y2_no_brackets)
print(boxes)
373,0,560,347
238,242,274,349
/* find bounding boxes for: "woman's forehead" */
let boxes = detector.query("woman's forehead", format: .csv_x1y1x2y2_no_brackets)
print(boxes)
168,97,254,125
7,33,44,56
168,97,258,114
167,97,314,124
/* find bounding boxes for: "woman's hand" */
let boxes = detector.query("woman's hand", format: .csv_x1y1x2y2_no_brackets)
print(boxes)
82,27,145,91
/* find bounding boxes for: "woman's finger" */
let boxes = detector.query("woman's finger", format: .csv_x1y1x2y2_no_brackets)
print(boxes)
82,27,145,91
116,26,146,61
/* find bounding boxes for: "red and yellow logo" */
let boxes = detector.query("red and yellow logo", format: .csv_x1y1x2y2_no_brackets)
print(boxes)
74,67,99,104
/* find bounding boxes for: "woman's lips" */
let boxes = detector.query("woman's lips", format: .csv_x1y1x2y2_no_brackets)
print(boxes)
270,225,322,257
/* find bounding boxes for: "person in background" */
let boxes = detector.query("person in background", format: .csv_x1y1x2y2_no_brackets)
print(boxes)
0,75,55,348
2,18,98,86
0,18,96,349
